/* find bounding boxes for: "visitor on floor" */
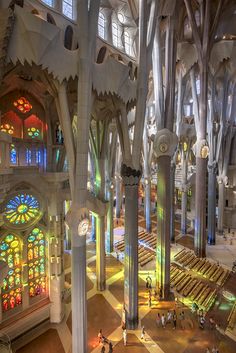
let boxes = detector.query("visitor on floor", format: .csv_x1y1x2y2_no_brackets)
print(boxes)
161,313,166,328
173,310,177,329
141,326,146,340
123,328,127,346
108,341,113,352
156,312,161,327
166,310,172,324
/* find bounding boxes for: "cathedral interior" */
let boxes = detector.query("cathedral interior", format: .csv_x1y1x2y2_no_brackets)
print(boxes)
0,0,236,353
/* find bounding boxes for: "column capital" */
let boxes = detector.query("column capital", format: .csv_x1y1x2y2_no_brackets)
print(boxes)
121,163,141,186
192,139,209,159
153,129,178,159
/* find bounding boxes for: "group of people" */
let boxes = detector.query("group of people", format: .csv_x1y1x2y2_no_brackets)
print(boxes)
156,310,178,329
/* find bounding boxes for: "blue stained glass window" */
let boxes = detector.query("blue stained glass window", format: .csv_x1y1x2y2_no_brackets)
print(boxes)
10,144,17,165
36,150,41,164
5,194,40,225
42,0,53,7
63,0,73,19
26,149,32,165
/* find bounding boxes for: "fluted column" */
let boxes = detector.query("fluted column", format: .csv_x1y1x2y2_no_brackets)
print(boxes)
121,164,141,329
96,215,106,291
106,183,114,253
115,175,122,218
207,164,217,244
170,161,176,242
144,178,152,232
153,129,178,299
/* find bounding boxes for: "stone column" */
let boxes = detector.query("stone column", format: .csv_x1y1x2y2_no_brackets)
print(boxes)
170,161,176,242
91,214,96,242
115,175,122,218
121,164,141,329
153,129,178,299
217,176,226,235
207,164,217,244
22,243,29,310
96,215,106,291
181,186,188,235
192,140,209,258
106,183,114,253
144,178,152,233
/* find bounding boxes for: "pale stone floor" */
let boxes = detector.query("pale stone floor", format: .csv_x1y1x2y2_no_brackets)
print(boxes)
12,213,236,353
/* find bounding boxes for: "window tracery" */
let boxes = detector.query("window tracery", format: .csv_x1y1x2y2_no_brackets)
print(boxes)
98,12,105,39
0,234,22,312
63,0,73,19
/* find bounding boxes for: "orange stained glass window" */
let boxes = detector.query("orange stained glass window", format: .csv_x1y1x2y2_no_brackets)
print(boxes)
13,97,32,114
0,123,14,135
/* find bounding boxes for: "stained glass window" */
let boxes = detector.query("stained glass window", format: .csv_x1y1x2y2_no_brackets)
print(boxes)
10,144,17,165
0,234,22,312
63,0,73,19
36,149,41,164
27,127,40,139
13,97,32,114
112,22,121,48
4,194,40,226
124,31,131,56
42,0,53,6
26,149,32,165
1,123,14,135
98,12,105,39
27,228,46,297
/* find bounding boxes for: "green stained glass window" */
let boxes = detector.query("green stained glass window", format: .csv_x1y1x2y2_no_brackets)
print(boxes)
27,228,46,297
0,234,22,312
4,193,40,227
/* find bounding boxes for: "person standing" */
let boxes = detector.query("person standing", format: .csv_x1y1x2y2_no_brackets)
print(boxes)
156,313,161,327
161,313,166,328
141,326,146,340
173,310,177,329
123,328,127,346
167,310,172,324
148,290,152,307
108,341,113,353
101,345,105,353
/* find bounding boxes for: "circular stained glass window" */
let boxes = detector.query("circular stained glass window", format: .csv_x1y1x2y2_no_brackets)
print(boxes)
4,193,42,229
0,123,14,135
27,127,40,139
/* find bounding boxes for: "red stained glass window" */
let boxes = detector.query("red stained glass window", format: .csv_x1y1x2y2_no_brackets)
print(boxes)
13,97,32,114
0,123,14,135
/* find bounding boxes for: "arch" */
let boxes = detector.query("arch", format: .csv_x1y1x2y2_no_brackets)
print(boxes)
9,0,24,10
96,46,107,64
98,12,105,39
47,13,56,25
64,25,73,50
0,233,22,313
24,114,44,140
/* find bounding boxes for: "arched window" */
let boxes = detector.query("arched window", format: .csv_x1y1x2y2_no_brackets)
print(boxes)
124,31,131,55
0,234,22,312
42,0,53,7
63,0,73,19
47,13,56,25
10,144,17,165
112,22,121,48
27,228,46,298
96,46,107,64
64,26,73,50
98,12,105,39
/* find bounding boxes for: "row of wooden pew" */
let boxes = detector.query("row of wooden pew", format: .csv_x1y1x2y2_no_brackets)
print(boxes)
228,302,236,330
115,230,156,267
174,249,230,286
170,265,217,311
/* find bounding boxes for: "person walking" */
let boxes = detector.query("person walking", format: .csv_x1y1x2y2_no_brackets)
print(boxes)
108,341,113,353
173,310,177,329
141,326,146,340
123,328,127,346
156,313,161,327
101,345,105,353
206,347,210,353
161,313,166,328
167,310,172,324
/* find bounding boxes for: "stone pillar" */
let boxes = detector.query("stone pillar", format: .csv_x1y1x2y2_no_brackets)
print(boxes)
91,214,96,242
153,129,178,299
192,140,209,258
170,162,176,242
217,176,226,235
207,164,217,244
121,164,141,329
115,175,122,218
96,215,106,291
22,243,29,310
181,187,188,235
106,183,114,253
144,178,152,233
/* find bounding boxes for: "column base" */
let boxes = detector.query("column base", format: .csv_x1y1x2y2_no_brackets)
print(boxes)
126,314,139,330
207,238,215,245
97,282,106,291
146,224,152,233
